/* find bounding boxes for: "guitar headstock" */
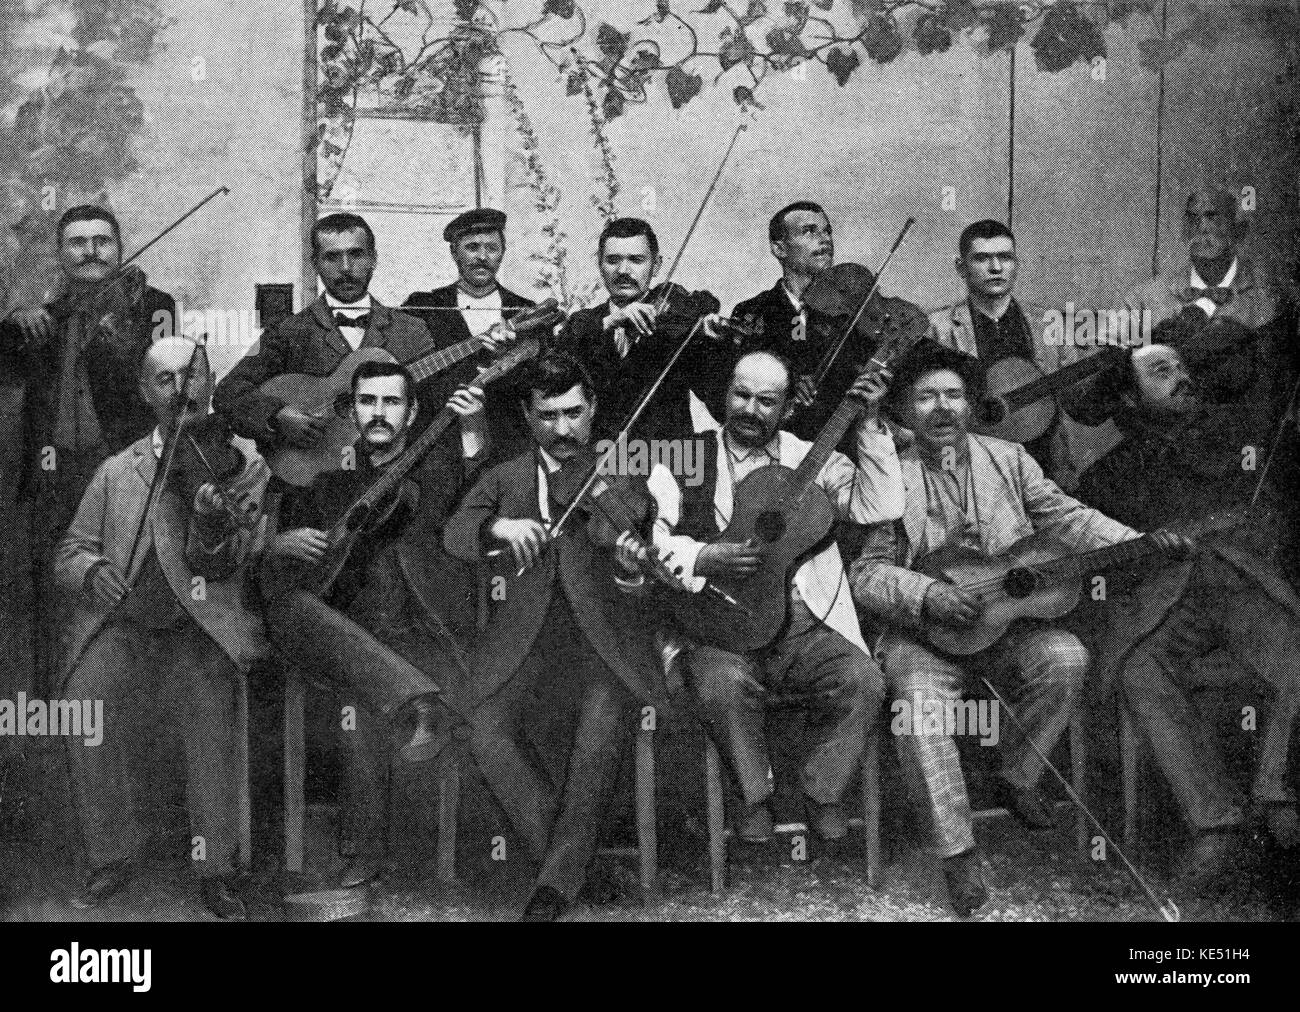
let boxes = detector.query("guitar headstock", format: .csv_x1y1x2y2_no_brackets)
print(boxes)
506,298,564,336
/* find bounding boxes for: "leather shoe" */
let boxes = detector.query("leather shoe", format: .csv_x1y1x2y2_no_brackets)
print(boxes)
70,859,135,910
942,847,988,917
737,801,774,843
992,777,1055,830
398,696,453,764
200,877,248,921
520,885,568,922
806,800,848,841
1174,829,1241,892
339,856,382,889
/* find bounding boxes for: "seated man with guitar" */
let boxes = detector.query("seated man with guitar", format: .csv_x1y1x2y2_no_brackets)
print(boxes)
636,349,904,843
926,219,1111,490
553,216,729,442
56,337,270,920
1074,342,1300,891
262,359,496,889
849,341,1187,917
444,351,670,921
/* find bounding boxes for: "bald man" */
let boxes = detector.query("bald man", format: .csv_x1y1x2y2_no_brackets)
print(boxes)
55,337,271,919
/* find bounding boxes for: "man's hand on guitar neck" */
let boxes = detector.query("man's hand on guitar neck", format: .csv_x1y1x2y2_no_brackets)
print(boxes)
922,582,984,628
271,528,329,563
845,367,892,424
1149,527,1195,559
696,538,761,580
478,322,517,355
273,406,327,448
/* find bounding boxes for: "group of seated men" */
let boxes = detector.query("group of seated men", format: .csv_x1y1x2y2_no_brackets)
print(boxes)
3,185,1297,921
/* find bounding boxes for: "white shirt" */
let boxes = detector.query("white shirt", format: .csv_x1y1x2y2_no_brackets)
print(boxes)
457,286,503,338
782,280,808,343
1188,258,1238,318
326,293,373,351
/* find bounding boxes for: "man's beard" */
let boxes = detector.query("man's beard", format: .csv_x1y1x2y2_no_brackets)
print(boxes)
727,413,773,447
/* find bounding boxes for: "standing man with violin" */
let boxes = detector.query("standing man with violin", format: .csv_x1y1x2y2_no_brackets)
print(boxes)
926,219,1099,488
1073,343,1300,890
554,216,728,442
849,342,1188,917
55,337,269,919
215,213,441,449
263,360,488,888
0,205,176,693
636,350,903,843
403,208,537,457
444,350,669,921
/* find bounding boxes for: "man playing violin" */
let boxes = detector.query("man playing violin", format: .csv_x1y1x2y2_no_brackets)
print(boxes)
849,341,1188,917
631,349,903,844
1073,343,1300,891
555,216,729,442
215,213,443,449
1,205,177,693
55,337,270,920
926,219,1102,488
262,360,488,888
443,350,669,921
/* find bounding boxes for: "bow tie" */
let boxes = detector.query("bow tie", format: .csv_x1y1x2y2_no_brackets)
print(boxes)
333,312,371,329
1180,286,1233,308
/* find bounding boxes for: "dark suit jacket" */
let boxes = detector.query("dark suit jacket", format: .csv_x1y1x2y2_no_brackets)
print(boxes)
213,295,435,441
403,283,536,460
0,285,174,489
443,450,667,713
555,299,724,441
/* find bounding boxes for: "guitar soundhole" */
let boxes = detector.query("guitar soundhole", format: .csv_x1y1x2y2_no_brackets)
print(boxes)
754,511,786,544
333,394,351,419
1004,567,1038,598
978,397,1004,425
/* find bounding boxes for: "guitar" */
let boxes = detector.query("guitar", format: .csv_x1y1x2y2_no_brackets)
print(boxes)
260,299,561,486
919,509,1254,656
973,347,1124,444
274,337,541,597
667,326,930,655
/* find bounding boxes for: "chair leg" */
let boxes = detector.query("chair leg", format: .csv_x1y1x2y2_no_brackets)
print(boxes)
1070,710,1088,857
704,736,726,892
1121,704,1139,850
861,729,881,889
235,675,252,872
284,672,306,875
635,727,658,901
436,749,460,884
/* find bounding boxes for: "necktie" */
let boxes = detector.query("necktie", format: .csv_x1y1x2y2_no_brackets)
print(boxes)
1180,286,1233,308
334,312,371,329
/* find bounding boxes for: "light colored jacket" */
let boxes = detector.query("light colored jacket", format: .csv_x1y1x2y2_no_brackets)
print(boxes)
849,433,1138,642
54,433,271,688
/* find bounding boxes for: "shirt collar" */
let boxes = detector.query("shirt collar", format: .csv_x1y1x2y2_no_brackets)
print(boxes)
151,426,164,460
1189,257,1238,291
780,279,804,312
537,445,563,474
723,427,780,466
325,293,373,313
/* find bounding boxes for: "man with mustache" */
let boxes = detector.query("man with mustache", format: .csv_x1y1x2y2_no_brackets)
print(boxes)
850,341,1187,917
444,350,669,920
1,205,176,693
55,337,269,919
632,349,903,844
403,208,536,457
215,213,440,450
555,216,728,443
1073,342,1300,891
264,360,487,887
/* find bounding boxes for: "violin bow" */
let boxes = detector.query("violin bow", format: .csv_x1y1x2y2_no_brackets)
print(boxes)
551,126,748,538
805,216,916,397
1248,372,1300,511
650,123,747,317
122,336,209,583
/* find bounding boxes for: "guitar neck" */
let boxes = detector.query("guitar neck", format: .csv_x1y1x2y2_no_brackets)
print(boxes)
793,397,862,487
1001,348,1122,412
405,334,483,384
1039,534,1156,583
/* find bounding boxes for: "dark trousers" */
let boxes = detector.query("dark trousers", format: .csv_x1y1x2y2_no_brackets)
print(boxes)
263,588,448,858
688,601,883,809
468,593,635,903
1122,552,1300,831
63,618,241,877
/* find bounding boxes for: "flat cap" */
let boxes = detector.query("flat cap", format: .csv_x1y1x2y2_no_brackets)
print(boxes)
444,207,507,243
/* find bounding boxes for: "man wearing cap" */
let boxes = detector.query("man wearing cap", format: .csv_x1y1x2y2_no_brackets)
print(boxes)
403,208,536,455
849,341,1187,918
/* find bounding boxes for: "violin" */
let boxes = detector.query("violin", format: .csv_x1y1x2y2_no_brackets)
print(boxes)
801,262,931,371
1155,309,1258,403
165,411,260,531
547,445,658,548
644,282,751,346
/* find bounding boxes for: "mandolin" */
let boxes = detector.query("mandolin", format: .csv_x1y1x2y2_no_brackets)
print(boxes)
260,300,561,485
273,337,540,597
974,347,1124,444
919,508,1254,656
